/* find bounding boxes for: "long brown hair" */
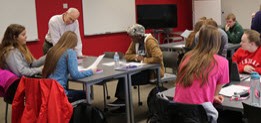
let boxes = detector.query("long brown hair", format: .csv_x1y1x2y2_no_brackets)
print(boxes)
42,31,77,78
186,20,205,48
176,25,221,87
0,24,34,68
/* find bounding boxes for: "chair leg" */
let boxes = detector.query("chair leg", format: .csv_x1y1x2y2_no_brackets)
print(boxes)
103,84,108,112
5,102,8,123
137,85,142,106
104,83,110,99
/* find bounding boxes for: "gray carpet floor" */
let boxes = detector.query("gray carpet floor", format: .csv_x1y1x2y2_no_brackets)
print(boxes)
0,77,175,123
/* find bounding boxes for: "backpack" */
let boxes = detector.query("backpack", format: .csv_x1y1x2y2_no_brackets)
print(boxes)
147,86,168,123
70,100,107,123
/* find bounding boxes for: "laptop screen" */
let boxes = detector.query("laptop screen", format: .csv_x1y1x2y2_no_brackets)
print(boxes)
230,62,250,82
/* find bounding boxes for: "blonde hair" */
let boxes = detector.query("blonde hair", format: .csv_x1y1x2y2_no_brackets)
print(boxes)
176,25,221,87
244,29,261,46
42,31,77,78
200,16,207,21
226,13,236,21
204,19,218,27
0,24,34,68
186,20,204,48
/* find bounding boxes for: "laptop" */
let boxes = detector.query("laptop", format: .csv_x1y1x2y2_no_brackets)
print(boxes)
230,62,250,82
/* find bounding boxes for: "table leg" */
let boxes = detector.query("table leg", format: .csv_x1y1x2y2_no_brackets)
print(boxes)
126,74,134,123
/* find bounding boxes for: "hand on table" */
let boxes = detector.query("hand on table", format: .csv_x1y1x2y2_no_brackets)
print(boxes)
244,65,255,73
89,66,97,74
214,95,224,104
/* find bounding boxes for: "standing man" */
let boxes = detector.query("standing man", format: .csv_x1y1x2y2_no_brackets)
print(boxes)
43,8,83,56
223,13,244,44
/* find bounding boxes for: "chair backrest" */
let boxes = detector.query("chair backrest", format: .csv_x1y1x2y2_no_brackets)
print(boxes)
104,51,124,60
4,79,20,104
242,102,261,123
167,101,209,123
0,69,19,98
12,76,73,123
162,51,179,74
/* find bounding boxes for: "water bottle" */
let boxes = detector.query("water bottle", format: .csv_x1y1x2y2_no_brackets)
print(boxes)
250,72,260,106
114,52,120,68
231,92,240,101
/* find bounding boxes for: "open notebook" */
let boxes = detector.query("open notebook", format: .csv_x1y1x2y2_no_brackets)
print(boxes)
219,85,249,97
230,62,250,82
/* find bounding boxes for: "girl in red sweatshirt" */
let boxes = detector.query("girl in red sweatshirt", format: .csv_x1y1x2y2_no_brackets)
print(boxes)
232,29,261,74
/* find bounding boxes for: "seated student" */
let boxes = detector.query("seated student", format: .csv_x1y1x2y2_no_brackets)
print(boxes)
42,31,97,102
251,4,261,35
0,24,45,77
108,24,165,112
232,29,261,74
206,19,229,58
223,13,244,44
194,19,228,57
174,25,229,123
179,20,204,65
185,20,205,50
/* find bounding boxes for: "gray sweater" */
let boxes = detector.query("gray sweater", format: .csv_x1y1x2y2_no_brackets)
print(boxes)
4,48,46,77
194,28,228,57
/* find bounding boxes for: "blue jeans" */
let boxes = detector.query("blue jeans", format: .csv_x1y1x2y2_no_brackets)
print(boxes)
67,89,86,102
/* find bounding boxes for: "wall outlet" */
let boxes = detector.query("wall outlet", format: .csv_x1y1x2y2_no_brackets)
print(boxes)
63,3,68,9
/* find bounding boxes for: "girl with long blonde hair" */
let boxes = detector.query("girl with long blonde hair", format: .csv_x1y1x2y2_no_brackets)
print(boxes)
0,24,45,77
42,31,96,102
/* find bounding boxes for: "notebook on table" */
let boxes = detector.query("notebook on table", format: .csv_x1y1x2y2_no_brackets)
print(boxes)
230,62,250,82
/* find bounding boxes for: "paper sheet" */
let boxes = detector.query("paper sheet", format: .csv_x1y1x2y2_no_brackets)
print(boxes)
173,44,185,48
79,54,105,70
114,62,146,71
180,29,192,38
102,61,124,66
219,85,250,97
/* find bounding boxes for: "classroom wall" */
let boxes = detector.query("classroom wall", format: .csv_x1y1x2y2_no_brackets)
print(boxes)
28,0,192,58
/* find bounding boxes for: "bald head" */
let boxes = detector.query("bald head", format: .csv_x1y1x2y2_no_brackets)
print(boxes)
67,8,80,19
64,8,80,25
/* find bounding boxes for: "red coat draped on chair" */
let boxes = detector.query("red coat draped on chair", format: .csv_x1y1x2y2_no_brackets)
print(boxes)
12,76,73,123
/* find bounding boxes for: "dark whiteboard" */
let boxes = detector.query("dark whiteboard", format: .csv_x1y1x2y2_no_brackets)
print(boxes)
82,0,136,36
0,0,38,41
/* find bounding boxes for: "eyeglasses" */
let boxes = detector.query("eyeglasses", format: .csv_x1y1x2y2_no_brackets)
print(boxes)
67,14,77,22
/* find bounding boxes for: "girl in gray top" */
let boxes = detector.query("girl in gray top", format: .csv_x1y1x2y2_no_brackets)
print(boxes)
0,24,45,77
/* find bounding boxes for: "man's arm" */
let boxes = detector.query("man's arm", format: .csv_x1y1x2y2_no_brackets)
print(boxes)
143,39,163,64
125,42,137,61
73,20,83,56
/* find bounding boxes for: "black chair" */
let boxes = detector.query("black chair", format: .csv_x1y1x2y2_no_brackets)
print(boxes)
151,95,209,123
135,51,178,106
167,101,209,123
242,102,261,123
104,52,124,60
162,51,179,74
162,28,183,44
3,79,20,123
